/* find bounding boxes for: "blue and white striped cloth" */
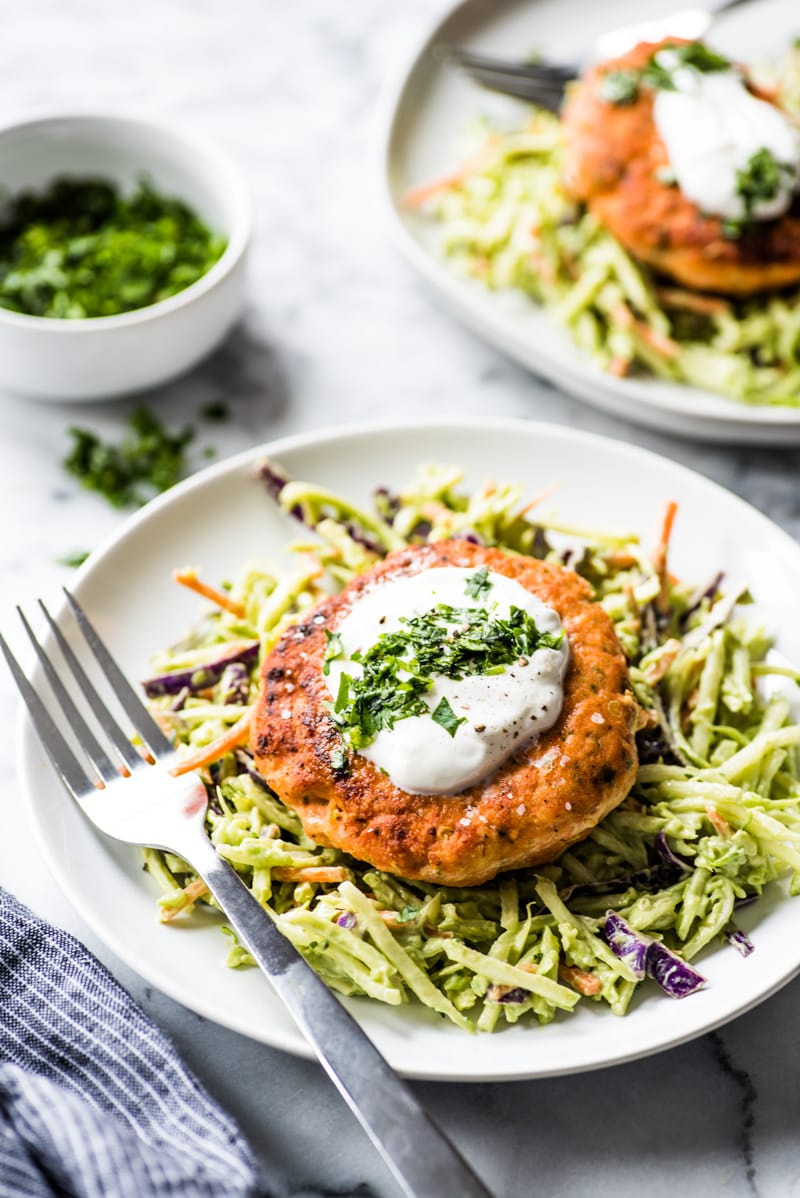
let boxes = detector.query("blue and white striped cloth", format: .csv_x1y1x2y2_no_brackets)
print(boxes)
0,887,267,1197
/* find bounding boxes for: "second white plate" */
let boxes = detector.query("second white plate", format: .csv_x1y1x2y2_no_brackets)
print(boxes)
382,0,800,444
17,419,800,1080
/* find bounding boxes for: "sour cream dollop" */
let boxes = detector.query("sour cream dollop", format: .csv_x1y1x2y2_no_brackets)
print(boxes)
653,64,800,222
324,566,570,795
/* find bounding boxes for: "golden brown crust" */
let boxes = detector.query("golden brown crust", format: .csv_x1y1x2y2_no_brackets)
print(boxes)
251,541,644,887
561,39,800,296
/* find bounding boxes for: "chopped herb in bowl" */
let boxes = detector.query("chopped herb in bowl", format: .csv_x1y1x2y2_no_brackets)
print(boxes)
0,177,227,318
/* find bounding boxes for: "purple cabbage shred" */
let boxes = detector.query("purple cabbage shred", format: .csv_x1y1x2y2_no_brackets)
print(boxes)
336,912,357,930
452,529,484,546
233,748,271,791
487,985,529,1005
141,641,260,698
603,912,706,997
654,831,693,873
344,521,386,557
603,912,649,980
681,571,725,626
217,661,251,706
645,941,706,998
258,460,290,502
724,926,755,958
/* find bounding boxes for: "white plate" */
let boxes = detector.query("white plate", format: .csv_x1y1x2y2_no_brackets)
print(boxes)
17,419,800,1080
381,0,800,445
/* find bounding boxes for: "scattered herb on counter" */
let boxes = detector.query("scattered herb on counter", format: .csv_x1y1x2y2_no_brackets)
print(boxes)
58,549,90,568
64,406,194,508
0,177,227,319
200,400,230,422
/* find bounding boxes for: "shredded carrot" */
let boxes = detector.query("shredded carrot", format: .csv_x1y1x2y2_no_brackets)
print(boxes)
623,582,642,634
614,302,679,360
656,287,730,316
272,866,348,885
653,500,679,612
609,355,631,378
642,637,682,686
160,878,210,923
402,138,498,209
520,481,560,517
605,550,639,570
636,322,679,360
173,568,246,618
706,805,733,839
169,708,253,777
559,964,602,996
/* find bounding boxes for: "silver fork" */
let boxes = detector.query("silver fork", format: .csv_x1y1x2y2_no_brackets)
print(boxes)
1,591,494,1198
447,0,755,112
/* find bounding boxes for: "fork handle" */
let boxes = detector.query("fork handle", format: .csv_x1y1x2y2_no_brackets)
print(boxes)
186,835,494,1198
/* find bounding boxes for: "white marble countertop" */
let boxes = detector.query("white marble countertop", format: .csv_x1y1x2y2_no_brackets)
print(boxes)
1,2,800,1196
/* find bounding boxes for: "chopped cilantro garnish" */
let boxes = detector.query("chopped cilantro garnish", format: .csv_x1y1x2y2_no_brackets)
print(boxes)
329,602,562,749
58,549,90,568
464,565,492,601
329,745,351,777
201,400,230,422
323,630,344,675
642,41,731,91
431,695,467,738
63,406,194,508
736,147,794,219
600,70,640,105
396,906,419,923
0,177,226,319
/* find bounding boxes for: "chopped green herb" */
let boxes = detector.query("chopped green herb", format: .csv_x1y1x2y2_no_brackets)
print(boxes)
329,602,562,749
396,906,419,923
655,165,677,186
329,745,351,777
64,406,194,508
201,400,230,422
0,177,226,319
323,630,344,675
721,218,744,241
464,565,492,601
642,41,731,91
431,695,467,738
736,146,794,218
58,549,90,568
600,70,640,105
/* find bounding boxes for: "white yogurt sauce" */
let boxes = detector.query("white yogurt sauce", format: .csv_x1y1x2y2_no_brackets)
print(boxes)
653,65,800,221
324,566,569,795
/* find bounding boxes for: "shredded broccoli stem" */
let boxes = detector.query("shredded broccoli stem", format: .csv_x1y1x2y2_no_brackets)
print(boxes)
143,459,800,1032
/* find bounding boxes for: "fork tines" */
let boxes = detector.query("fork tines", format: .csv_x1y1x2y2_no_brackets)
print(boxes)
1,591,171,798
444,46,577,112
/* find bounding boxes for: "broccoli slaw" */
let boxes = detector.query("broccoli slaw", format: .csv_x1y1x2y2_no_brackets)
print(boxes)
405,46,800,407
141,462,800,1032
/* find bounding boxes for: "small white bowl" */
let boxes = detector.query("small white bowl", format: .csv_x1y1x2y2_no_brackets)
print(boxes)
0,112,252,401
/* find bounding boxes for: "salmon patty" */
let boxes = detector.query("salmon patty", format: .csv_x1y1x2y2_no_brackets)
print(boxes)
251,541,644,887
562,39,800,296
